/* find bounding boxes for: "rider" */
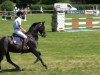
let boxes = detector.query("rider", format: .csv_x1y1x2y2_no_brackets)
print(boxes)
13,11,28,49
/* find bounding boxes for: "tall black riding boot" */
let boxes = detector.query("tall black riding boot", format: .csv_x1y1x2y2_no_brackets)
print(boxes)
22,39,28,50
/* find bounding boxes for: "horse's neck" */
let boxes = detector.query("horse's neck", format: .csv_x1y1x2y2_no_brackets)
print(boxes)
27,27,38,34
26,32,38,41
27,25,39,40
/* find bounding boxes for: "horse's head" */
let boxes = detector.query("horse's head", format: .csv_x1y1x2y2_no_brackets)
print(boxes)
28,21,46,37
37,21,46,37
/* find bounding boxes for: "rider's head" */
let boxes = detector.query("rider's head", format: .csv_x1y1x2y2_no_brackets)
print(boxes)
16,11,23,17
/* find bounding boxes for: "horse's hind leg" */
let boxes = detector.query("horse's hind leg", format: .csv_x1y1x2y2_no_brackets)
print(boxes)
0,52,4,72
32,50,47,69
5,52,21,70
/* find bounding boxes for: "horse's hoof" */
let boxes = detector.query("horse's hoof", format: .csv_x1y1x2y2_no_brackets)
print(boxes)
34,59,39,64
15,67,24,71
0,69,2,72
45,65,48,69
19,68,24,71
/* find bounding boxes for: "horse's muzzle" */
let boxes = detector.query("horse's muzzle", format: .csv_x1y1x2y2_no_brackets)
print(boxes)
41,33,46,37
42,34,46,37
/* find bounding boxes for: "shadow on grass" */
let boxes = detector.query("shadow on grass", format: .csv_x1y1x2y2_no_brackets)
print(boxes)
0,68,24,73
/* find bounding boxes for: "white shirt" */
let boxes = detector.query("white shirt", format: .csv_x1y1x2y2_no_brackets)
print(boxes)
13,17,22,32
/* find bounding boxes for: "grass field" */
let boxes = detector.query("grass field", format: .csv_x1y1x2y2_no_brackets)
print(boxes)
0,14,100,75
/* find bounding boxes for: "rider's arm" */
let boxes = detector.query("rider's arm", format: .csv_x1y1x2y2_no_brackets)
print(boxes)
20,26,26,32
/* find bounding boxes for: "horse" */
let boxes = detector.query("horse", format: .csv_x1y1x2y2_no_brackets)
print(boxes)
0,21,47,72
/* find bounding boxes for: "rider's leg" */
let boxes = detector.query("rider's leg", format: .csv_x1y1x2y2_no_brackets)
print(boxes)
23,38,28,49
14,31,28,49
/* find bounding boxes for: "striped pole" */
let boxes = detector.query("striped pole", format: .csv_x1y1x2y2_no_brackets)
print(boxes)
65,17,100,20
65,21,100,25
65,26,100,30
65,21,100,30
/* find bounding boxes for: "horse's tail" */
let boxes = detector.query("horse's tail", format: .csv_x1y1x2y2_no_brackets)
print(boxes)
0,37,9,55
0,37,5,54
3,37,9,54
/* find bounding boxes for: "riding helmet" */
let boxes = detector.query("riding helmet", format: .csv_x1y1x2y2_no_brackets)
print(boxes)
17,11,23,16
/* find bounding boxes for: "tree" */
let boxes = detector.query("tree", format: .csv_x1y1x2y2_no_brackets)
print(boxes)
71,0,100,4
19,0,40,4
42,0,70,4
1,0,14,11
0,0,6,4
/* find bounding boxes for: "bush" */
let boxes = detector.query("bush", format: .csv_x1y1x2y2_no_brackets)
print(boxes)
42,5,53,10
30,5,53,10
74,4,100,10
1,0,14,11
30,5,53,13
0,4,1,10
30,5,40,10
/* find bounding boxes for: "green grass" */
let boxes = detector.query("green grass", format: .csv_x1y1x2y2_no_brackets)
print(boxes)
0,14,100,75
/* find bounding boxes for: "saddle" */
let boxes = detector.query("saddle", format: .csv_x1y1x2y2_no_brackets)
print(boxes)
11,33,29,50
12,33,23,45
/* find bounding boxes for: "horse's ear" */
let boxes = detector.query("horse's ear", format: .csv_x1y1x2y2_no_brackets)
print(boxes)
42,21,45,25
43,21,45,23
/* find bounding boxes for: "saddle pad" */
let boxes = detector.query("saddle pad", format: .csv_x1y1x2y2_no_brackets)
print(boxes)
13,36,22,45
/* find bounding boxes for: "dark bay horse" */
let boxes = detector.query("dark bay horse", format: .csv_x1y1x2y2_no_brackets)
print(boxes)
0,21,47,72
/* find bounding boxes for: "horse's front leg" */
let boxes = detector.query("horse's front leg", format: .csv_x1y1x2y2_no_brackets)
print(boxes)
34,51,41,64
5,52,22,71
32,49,48,69
34,58,39,64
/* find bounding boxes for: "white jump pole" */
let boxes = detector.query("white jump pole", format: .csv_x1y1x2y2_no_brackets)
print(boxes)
57,11,65,31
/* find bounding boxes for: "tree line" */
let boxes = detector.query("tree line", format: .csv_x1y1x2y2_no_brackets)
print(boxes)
0,0,99,4
0,0,70,4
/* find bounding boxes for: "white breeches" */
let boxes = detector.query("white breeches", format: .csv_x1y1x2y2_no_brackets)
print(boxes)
14,30,27,39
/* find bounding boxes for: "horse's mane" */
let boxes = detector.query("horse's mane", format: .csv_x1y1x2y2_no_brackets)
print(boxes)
27,22,41,33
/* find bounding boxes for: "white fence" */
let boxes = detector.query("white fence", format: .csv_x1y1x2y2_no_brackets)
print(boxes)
55,11,100,32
